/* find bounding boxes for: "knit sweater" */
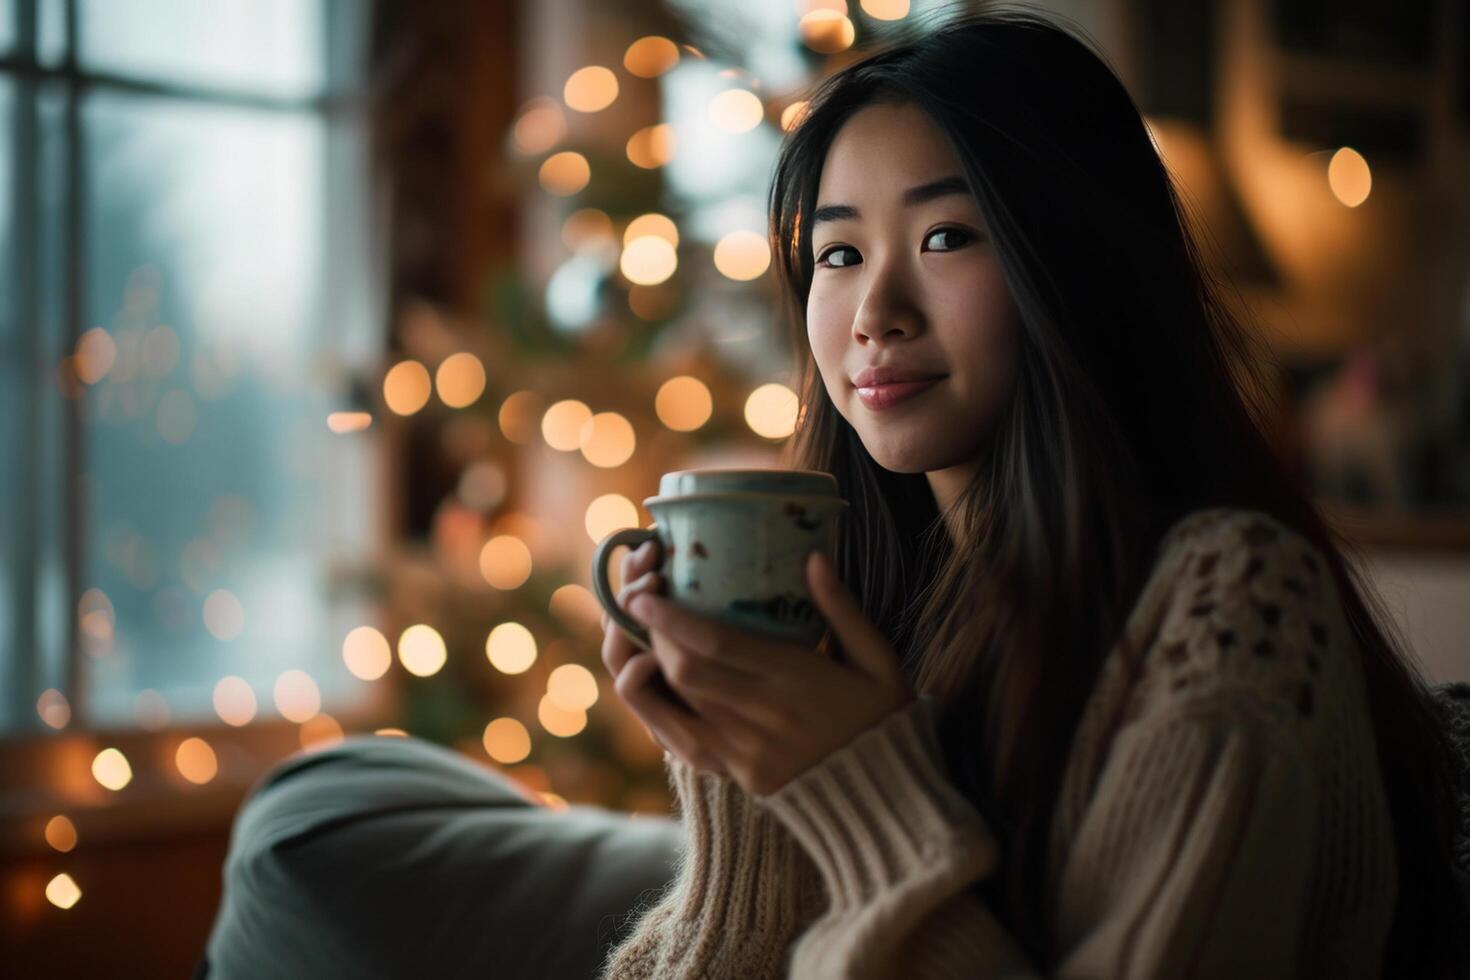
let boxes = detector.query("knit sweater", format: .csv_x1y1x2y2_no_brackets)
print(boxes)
599,507,1398,979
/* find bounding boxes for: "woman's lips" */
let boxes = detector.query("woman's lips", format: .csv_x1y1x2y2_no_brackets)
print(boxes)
855,377,944,409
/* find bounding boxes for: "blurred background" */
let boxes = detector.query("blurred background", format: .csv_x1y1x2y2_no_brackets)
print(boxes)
1,0,1467,974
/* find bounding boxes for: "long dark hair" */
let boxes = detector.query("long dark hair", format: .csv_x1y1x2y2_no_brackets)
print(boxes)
770,6,1466,975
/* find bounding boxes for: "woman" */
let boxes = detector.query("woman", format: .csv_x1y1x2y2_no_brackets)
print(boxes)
598,8,1466,979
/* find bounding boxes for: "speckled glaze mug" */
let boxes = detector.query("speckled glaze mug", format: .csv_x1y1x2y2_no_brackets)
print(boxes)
591,469,848,652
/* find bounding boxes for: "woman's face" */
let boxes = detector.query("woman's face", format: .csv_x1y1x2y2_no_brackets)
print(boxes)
806,101,1020,476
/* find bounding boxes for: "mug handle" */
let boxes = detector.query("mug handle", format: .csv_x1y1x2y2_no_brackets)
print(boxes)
591,526,661,651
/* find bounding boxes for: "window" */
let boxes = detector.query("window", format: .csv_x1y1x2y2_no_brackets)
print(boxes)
1,0,382,739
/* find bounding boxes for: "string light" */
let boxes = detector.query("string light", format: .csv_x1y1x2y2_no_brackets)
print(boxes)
487,622,538,674
273,670,322,723
399,624,448,677
578,412,636,468
175,737,219,785
384,360,432,416
480,535,533,590
745,383,800,439
539,152,591,196
624,36,680,78
91,748,132,791
548,664,600,711
213,676,257,726
46,874,82,910
563,66,618,112
620,237,677,286
435,353,486,408
584,494,639,543
484,718,532,764
1327,147,1371,207
713,231,772,281
626,124,676,168
513,96,566,154
542,399,592,451
708,89,764,133
203,589,244,641
327,412,372,433
45,816,78,853
655,376,713,431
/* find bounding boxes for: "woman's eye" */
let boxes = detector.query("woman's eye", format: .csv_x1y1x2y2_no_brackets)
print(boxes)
817,245,860,268
923,227,973,252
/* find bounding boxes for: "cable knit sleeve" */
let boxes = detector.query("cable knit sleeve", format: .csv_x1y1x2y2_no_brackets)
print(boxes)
598,751,823,979
751,509,1389,979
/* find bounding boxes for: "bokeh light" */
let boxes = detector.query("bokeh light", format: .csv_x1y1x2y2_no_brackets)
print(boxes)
578,412,636,468
584,494,639,543
563,65,618,112
626,124,676,168
708,89,764,133
860,0,910,19
399,624,448,677
539,151,591,196
538,695,588,737
436,352,486,408
541,399,592,451
327,412,372,433
548,664,600,711
655,376,713,432
487,621,538,674
620,236,677,286
713,230,772,281
1328,147,1371,207
623,213,679,248
273,670,322,723
498,390,541,444
175,737,219,785
37,689,71,729
513,96,566,154
549,584,602,629
458,460,507,511
480,535,533,590
92,748,132,791
213,676,257,726
484,717,532,764
562,208,614,252
299,713,345,751
46,874,82,910
799,10,855,52
624,36,680,78
745,383,800,439
203,589,245,641
45,816,78,853
75,327,116,384
375,728,409,737
780,100,810,131
343,625,392,680
384,360,432,416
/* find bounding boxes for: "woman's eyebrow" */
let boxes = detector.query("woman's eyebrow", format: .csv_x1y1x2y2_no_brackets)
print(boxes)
811,175,971,227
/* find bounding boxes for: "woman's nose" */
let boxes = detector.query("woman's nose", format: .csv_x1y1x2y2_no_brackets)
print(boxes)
851,262,921,344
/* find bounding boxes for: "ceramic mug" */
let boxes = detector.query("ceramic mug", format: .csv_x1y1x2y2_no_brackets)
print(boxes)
591,468,848,651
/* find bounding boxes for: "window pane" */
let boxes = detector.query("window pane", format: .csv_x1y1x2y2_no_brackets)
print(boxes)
0,80,14,730
78,0,327,98
78,91,379,729
0,1,13,54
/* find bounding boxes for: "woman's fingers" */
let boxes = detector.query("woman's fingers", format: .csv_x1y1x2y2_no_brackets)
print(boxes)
616,652,728,775
599,570,664,680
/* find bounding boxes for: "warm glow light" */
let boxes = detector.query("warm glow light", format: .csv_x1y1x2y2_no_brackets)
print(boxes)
860,0,909,19
480,535,533,590
45,816,78,853
78,588,115,656
541,399,593,451
578,412,636,468
273,670,322,723
540,791,569,809
92,748,132,791
499,390,541,444
708,89,764,133
484,718,532,764
384,360,432,416
623,214,679,248
655,376,713,432
75,327,117,384
538,695,588,737
799,10,855,52
713,230,771,281
539,152,591,196
46,873,82,910
203,589,244,640
299,713,344,750
745,383,799,439
562,208,614,252
626,124,676,168
513,96,566,155
213,676,258,726
175,737,219,785
435,352,486,408
620,237,677,286
624,36,680,78
548,664,600,711
399,624,448,677
343,626,392,680
37,689,71,729
564,66,618,112
781,101,810,132
375,728,409,737
584,494,639,543
1327,147,1372,207
487,621,538,675
549,584,602,629
327,412,372,433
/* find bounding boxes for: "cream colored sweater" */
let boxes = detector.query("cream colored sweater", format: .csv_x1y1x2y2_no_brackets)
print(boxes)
600,508,1398,979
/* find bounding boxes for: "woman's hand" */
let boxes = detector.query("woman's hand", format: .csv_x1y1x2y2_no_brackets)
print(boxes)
609,550,914,797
